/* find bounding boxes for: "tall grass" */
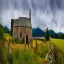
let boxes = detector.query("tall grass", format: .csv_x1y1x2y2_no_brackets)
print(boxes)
11,48,40,64
51,39,64,64
0,46,8,64
53,44,64,64
35,41,50,58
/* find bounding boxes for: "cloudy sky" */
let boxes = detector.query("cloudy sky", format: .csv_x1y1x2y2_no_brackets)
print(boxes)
0,0,64,33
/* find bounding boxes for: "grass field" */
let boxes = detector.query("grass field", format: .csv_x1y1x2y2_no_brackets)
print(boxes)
10,40,50,64
51,39,64,64
3,35,49,64
51,39,64,52
4,35,64,64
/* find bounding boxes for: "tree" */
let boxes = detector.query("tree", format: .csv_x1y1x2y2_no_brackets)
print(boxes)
0,24,4,40
45,27,50,41
4,26,10,34
55,34,58,38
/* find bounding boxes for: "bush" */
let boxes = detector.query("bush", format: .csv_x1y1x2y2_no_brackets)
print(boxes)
12,39,25,44
0,25,4,40
21,38,25,44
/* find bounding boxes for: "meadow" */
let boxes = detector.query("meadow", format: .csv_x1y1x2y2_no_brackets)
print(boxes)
10,39,50,64
51,39,64,52
51,39,64,64
0,35,49,64
1,34,64,64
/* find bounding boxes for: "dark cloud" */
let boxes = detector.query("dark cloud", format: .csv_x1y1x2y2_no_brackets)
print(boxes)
56,0,62,9
31,0,49,10
50,0,64,10
50,0,56,9
0,0,64,32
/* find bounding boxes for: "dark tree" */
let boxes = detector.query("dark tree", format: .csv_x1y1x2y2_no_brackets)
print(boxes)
45,27,50,41
4,26,10,34
0,24,4,40
55,34,58,38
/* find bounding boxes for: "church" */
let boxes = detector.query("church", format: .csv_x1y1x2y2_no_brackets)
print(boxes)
11,11,32,43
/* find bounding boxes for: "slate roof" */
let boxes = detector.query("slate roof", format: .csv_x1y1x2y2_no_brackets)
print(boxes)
13,17,31,28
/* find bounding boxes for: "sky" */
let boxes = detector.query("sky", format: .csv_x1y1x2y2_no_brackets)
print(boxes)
0,0,64,33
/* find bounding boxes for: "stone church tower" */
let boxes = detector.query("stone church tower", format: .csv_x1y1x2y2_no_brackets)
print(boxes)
11,10,32,43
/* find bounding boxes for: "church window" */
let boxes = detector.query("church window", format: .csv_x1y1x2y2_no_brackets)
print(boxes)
20,32,22,37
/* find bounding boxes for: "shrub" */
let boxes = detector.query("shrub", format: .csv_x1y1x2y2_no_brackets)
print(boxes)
0,25,4,40
21,38,25,44
12,39,25,44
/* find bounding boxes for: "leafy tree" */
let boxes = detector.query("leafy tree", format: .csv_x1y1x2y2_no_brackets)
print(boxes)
55,34,58,38
45,27,50,41
4,26,10,34
0,24,4,40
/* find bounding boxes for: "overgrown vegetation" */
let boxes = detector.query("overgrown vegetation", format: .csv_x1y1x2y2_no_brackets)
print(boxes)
0,24,10,40
0,47,8,64
9,49,40,64
37,42,50,58
32,40,50,58
12,38,25,44
51,39,64,64
52,44,64,64
0,24,4,40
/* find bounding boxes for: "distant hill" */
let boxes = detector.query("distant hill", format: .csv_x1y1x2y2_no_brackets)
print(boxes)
32,28,56,37
32,28,64,39
32,28,45,37
57,32,64,35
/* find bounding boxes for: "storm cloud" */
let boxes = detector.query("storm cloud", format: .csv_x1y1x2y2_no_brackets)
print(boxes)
0,0,64,32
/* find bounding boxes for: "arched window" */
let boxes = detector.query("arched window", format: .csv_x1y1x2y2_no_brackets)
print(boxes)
20,32,22,38
14,32,17,37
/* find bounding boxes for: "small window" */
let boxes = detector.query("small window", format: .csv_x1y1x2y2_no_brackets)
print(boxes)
14,32,17,37
20,32,22,37
14,32,15,36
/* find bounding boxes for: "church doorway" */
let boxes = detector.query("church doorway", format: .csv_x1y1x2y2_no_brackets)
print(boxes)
26,35,28,44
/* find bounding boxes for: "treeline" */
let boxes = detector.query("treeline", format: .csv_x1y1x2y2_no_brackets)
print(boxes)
45,27,64,40
0,24,10,34
0,24,10,39
47,30,64,39
33,28,64,39
51,33,64,39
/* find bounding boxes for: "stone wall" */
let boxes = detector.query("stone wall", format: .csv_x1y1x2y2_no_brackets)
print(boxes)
13,26,32,41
